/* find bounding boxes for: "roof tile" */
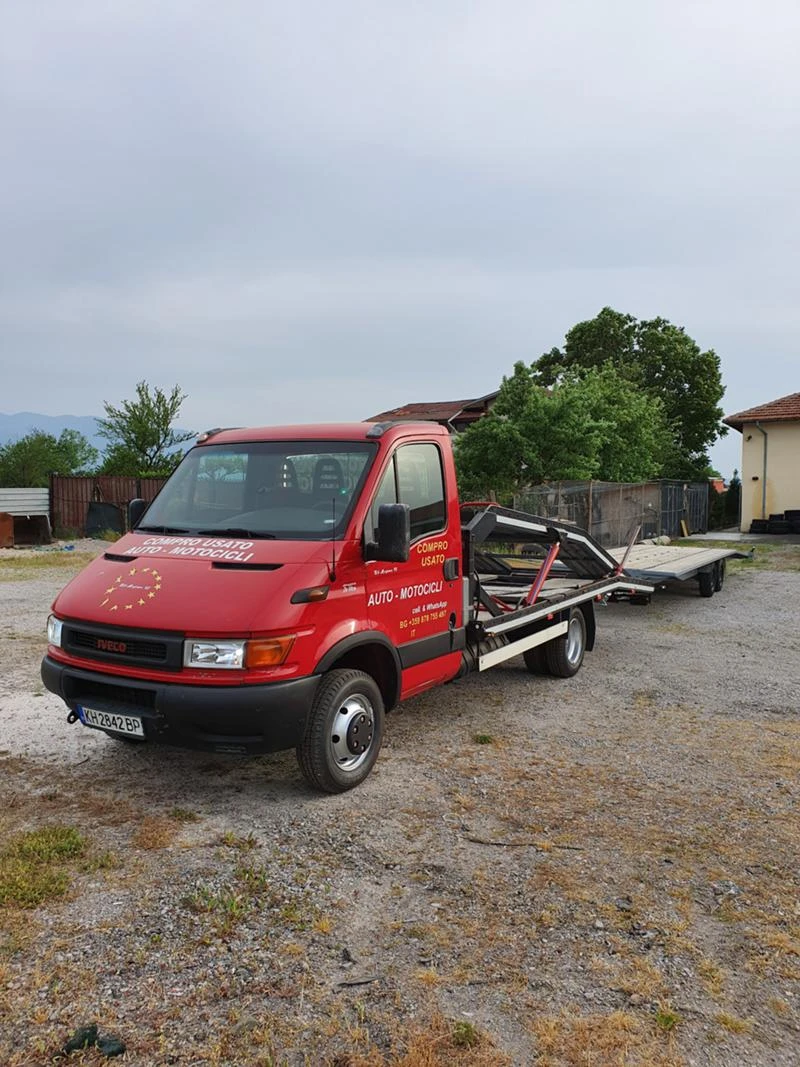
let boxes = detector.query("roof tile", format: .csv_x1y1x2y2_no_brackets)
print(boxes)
723,392,800,430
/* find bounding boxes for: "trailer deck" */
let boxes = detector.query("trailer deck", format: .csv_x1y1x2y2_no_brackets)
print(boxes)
607,541,750,597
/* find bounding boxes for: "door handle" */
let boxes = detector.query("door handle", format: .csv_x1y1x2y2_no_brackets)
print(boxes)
443,557,459,581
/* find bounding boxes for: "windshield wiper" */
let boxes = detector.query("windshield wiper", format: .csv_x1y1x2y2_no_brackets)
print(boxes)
136,525,192,535
196,527,276,539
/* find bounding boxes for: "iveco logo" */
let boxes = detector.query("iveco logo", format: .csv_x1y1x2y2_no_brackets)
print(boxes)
97,639,128,653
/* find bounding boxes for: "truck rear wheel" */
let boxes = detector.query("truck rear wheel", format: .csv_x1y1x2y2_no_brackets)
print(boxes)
544,608,587,678
296,669,384,793
522,645,548,674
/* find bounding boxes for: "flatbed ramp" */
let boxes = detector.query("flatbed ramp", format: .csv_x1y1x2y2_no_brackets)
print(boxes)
608,542,749,597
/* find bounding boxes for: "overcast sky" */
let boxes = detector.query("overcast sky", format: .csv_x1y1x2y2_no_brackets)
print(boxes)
2,1,799,476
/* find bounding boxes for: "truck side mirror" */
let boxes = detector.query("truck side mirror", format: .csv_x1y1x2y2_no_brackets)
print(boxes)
366,503,410,562
128,498,148,529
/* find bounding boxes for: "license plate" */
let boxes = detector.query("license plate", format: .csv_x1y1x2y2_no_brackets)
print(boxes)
80,706,145,738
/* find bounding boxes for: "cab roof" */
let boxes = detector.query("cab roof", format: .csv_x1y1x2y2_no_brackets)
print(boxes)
195,421,450,446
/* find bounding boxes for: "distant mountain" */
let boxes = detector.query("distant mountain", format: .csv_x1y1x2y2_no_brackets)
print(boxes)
0,412,105,453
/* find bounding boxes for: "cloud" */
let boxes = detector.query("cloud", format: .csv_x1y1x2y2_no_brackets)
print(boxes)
1,1,799,478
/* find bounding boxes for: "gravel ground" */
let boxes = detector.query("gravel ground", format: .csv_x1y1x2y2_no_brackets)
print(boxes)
0,544,798,1066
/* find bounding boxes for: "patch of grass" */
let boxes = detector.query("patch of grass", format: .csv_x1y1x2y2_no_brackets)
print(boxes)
169,807,200,823
218,830,259,851
0,551,97,581
131,815,181,850
472,733,495,745
451,1020,480,1048
529,1010,682,1067
388,1012,509,1066
696,956,724,997
184,885,251,932
612,955,668,999
768,997,791,1017
715,1011,753,1033
0,825,84,908
654,1005,681,1032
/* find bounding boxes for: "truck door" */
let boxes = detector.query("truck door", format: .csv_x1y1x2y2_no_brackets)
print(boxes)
364,441,463,696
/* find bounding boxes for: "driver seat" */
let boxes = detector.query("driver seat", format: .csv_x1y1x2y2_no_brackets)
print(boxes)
312,458,344,496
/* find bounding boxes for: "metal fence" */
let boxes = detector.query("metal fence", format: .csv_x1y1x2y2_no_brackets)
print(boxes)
0,487,50,516
514,479,709,547
50,475,168,537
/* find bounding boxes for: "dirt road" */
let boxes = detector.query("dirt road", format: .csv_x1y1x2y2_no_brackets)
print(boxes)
0,548,798,1065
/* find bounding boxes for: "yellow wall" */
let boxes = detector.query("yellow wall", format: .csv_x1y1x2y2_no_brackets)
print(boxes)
738,421,800,530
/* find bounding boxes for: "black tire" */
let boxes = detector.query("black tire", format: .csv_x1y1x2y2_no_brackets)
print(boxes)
629,594,652,606
714,559,726,592
698,570,714,597
296,669,384,793
522,644,548,674
544,608,587,678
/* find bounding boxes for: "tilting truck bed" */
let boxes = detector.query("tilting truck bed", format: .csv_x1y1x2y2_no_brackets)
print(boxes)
460,504,654,670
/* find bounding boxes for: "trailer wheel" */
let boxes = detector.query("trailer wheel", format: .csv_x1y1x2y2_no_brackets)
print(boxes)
544,608,587,678
714,559,726,592
296,669,384,793
522,645,548,674
698,570,715,597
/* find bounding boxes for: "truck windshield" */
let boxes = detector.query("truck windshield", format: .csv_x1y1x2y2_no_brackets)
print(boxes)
139,440,377,540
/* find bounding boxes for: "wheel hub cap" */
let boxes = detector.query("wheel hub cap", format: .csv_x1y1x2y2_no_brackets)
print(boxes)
330,696,374,770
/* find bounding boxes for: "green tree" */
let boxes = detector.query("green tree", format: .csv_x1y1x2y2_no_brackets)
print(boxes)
455,361,671,503
0,430,98,487
532,307,726,478
97,382,194,476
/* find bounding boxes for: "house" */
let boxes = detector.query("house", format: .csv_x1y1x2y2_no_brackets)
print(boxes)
366,392,498,434
723,392,800,531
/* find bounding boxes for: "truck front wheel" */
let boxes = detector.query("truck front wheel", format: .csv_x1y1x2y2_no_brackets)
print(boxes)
544,608,587,678
296,669,385,793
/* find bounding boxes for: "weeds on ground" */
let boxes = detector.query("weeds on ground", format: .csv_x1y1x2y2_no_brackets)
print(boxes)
0,551,97,581
715,1011,754,1034
0,825,84,908
529,1009,682,1066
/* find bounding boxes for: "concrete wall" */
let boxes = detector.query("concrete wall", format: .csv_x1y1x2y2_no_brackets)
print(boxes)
738,420,800,529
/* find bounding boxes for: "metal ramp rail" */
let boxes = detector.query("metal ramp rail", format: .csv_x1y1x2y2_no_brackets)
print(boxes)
459,504,654,671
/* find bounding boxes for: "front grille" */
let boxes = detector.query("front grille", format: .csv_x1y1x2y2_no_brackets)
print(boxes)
63,621,183,670
70,631,168,661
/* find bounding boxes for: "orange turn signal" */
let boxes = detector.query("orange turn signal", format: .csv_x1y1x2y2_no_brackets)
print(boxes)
245,635,295,668
290,585,329,604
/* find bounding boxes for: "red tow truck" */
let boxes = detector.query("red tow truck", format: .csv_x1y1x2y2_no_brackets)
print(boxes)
42,422,653,792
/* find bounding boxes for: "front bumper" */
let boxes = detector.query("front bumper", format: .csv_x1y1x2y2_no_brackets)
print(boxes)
41,655,320,755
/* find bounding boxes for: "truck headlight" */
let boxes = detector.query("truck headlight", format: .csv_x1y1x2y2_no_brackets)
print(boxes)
183,635,296,669
47,615,63,648
183,639,245,669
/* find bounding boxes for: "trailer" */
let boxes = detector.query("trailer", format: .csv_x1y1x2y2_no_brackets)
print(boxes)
607,540,750,599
